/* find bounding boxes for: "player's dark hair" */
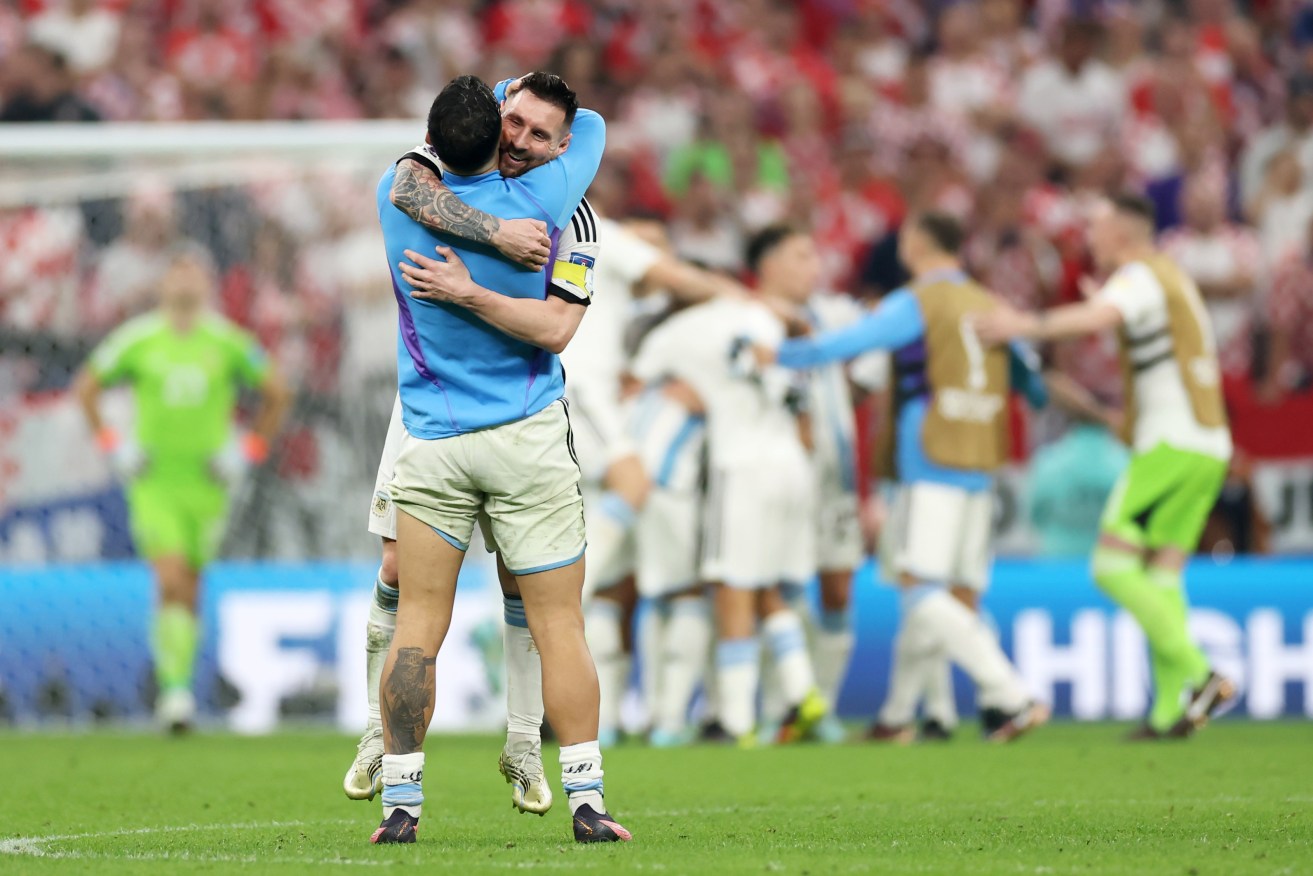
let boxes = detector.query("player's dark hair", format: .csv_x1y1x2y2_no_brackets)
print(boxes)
1109,192,1157,228
746,223,804,274
518,71,579,129
914,212,965,256
427,75,501,175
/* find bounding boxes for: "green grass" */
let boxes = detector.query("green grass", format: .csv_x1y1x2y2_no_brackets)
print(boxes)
2,723,1309,875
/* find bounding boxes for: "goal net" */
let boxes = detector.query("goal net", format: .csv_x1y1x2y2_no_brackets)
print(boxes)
0,123,509,733
0,121,418,566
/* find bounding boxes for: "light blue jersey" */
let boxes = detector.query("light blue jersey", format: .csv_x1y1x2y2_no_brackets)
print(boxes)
378,79,605,438
777,271,1047,492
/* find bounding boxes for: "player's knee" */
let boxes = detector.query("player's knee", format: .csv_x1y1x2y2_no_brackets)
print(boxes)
949,585,978,611
819,572,852,612
605,455,650,509
378,539,399,587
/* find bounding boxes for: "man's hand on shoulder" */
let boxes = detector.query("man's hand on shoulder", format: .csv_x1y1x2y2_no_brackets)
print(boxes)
401,246,480,307
492,218,551,270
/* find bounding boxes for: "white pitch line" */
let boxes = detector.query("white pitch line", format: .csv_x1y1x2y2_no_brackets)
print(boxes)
0,819,601,869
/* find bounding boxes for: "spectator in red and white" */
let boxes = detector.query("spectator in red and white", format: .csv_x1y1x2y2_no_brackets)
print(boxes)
1018,18,1125,172
1261,215,1313,402
1188,0,1242,89
928,1,1016,181
810,130,904,290
964,180,1061,314
1249,148,1313,267
0,203,85,339
482,0,590,69
868,50,970,177
722,0,837,111
849,4,908,89
83,13,185,121
27,0,121,75
929,2,1014,123
1239,74,1313,215
379,0,484,88
164,2,257,118
1160,174,1263,377
87,182,179,333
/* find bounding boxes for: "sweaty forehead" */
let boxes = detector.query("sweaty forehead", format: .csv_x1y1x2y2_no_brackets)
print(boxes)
503,92,567,136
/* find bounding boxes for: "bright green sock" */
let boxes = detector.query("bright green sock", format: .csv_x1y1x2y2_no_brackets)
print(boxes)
1146,566,1210,687
1091,549,1198,731
154,604,199,693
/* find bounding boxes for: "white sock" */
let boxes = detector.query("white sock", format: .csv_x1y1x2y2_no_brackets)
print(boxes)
715,637,760,738
559,740,605,814
763,609,816,706
905,585,1029,713
923,654,958,728
380,751,424,819
814,608,855,709
879,618,937,727
502,595,542,745
655,597,713,736
366,574,398,728
585,597,627,739
584,491,637,592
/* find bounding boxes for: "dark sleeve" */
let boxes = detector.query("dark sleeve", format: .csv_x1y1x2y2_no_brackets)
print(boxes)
397,143,442,179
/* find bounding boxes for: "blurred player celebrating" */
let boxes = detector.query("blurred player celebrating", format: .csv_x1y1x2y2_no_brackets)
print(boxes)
344,73,597,821
631,283,826,747
570,218,748,745
762,213,1050,742
746,224,875,741
372,74,629,845
74,248,288,732
975,194,1236,739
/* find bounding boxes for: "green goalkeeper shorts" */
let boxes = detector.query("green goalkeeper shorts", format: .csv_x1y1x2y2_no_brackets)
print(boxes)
127,473,229,569
1099,442,1227,552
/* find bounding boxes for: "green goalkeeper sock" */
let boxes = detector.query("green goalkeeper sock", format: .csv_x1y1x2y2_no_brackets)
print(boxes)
1146,565,1211,686
1092,548,1198,731
154,604,199,694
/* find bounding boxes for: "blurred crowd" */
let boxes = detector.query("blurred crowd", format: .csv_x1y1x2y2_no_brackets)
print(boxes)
2,0,1311,557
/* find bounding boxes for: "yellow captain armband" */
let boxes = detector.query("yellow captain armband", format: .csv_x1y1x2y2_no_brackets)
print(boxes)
550,255,595,304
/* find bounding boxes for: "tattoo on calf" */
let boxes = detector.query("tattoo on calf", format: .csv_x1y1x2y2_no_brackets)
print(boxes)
382,646,437,754
392,159,499,246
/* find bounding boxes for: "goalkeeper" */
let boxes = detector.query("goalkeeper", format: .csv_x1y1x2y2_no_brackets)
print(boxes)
74,248,289,732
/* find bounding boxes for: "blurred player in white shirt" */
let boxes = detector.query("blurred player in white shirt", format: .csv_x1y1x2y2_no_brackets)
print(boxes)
746,225,880,741
630,294,826,746
567,217,747,745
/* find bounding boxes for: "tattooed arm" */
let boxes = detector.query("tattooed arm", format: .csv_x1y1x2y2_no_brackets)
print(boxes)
390,158,551,270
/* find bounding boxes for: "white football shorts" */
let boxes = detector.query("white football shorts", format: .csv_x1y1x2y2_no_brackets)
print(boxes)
367,395,406,541
880,480,994,592
630,390,707,597
701,455,816,590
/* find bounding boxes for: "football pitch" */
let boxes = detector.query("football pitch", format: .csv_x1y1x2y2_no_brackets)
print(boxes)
3,722,1309,875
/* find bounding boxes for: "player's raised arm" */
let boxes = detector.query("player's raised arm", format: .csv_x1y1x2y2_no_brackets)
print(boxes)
767,290,924,370
390,153,550,269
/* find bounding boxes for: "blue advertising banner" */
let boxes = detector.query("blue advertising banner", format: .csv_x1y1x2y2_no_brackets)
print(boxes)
0,558,1308,730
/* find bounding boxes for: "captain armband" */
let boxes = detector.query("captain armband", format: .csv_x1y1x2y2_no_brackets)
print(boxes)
548,254,595,305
